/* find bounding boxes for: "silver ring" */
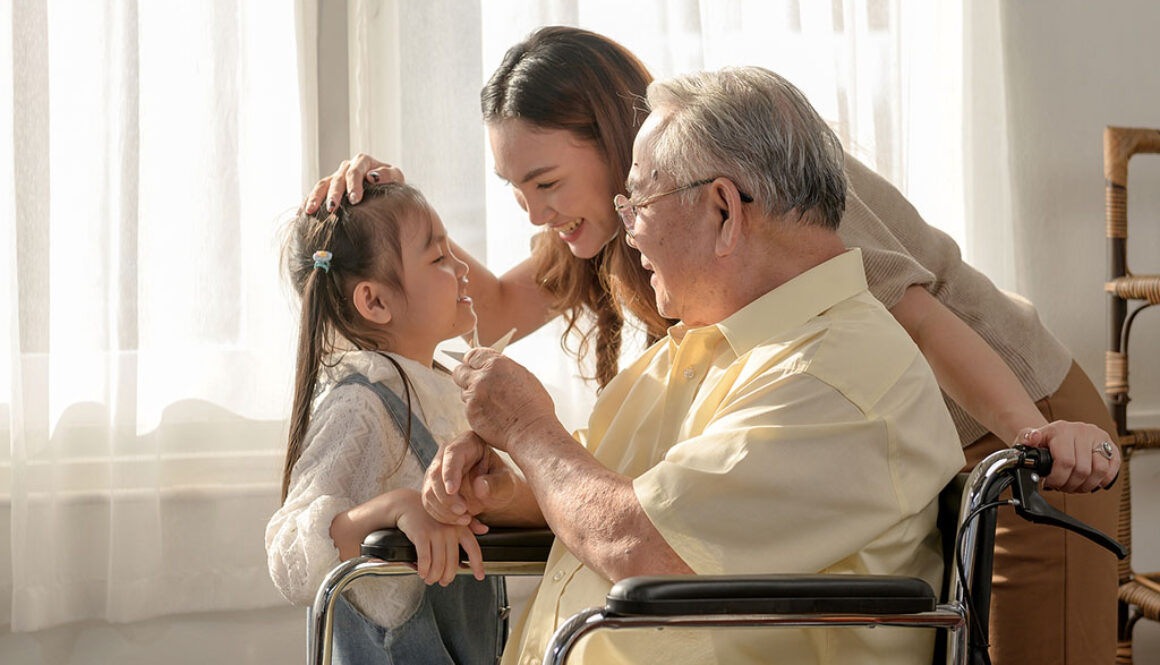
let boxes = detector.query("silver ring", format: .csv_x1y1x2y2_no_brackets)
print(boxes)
1094,440,1115,460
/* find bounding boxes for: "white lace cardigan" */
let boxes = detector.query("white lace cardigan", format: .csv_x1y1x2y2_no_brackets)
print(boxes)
265,350,470,629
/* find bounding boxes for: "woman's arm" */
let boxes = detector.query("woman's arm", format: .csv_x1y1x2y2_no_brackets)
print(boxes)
890,285,1046,444
890,285,1118,491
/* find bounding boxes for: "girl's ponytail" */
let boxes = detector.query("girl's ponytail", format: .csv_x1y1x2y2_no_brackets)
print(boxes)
282,264,334,502
278,183,430,504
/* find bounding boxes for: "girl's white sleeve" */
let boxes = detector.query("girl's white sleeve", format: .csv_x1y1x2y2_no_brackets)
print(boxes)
264,385,409,606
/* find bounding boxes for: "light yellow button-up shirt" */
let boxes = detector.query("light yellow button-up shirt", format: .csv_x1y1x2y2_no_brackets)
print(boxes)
504,249,965,665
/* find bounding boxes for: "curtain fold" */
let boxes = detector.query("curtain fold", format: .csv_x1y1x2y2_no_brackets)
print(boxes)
962,0,1016,292
4,0,310,631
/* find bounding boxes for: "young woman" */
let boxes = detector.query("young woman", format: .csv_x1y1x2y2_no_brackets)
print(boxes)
304,27,1121,664
267,182,503,664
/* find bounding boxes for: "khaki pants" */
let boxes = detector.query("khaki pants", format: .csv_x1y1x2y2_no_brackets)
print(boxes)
962,362,1121,665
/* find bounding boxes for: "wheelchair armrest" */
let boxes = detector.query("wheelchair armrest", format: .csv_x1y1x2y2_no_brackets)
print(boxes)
605,574,937,616
360,527,555,563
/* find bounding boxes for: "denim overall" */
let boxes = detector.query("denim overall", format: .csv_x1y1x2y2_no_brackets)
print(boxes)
330,374,507,665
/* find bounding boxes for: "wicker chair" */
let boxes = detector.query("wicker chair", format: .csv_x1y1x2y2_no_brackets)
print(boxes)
1102,126,1160,664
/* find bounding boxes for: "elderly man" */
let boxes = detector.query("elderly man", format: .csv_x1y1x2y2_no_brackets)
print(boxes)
424,66,965,664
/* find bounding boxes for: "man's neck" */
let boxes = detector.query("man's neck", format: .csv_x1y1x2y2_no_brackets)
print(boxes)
689,224,847,327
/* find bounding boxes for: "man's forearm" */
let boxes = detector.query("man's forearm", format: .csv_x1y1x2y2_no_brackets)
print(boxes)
477,471,548,527
507,424,693,582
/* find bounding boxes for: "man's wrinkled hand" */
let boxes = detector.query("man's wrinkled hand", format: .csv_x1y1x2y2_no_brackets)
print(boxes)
452,348,559,452
422,431,516,525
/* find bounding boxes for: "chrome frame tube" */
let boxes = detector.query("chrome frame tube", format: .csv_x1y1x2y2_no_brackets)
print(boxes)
545,607,967,665
947,448,1021,612
308,559,547,665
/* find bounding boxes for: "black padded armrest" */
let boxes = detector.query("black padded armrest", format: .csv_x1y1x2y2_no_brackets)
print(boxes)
606,575,936,616
361,527,555,563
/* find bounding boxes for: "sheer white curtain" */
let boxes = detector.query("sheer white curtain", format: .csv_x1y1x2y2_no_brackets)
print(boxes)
3,1,312,631
0,0,1015,635
342,0,1011,421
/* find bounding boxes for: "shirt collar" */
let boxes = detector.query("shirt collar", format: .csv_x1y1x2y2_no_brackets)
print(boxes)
712,248,868,357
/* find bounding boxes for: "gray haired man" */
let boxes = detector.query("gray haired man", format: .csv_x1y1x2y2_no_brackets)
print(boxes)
426,66,964,665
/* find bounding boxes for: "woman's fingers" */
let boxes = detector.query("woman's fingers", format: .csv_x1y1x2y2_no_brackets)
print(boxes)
345,155,369,204
1100,443,1121,489
1034,420,1121,492
1062,437,1093,493
302,177,331,215
303,155,405,214
1079,452,1110,493
324,161,351,213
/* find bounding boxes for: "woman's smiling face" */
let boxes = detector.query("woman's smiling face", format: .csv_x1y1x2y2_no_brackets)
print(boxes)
488,118,620,259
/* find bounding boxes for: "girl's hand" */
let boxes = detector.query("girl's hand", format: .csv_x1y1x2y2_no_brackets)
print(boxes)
395,493,487,586
303,154,404,214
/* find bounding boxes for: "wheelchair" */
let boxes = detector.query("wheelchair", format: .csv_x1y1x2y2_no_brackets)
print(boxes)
308,445,1125,665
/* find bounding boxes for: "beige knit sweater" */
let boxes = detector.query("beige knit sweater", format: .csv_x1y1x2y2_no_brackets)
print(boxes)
840,156,1072,446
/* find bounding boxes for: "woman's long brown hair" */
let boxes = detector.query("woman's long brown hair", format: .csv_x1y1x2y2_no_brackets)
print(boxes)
482,26,674,388
279,183,430,503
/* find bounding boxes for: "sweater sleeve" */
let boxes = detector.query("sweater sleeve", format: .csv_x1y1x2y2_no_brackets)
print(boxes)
839,156,937,310
264,384,411,607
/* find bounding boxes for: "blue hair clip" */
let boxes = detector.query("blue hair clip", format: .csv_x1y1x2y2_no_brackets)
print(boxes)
312,250,333,273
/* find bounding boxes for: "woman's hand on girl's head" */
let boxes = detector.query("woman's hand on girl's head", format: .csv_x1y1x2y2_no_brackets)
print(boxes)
396,493,487,584
302,154,405,214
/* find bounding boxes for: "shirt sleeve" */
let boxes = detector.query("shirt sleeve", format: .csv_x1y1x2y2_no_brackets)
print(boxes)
633,370,916,576
840,157,937,309
264,385,409,606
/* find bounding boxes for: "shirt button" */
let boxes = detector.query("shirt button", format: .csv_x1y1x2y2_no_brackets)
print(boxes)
683,366,695,380
552,569,565,582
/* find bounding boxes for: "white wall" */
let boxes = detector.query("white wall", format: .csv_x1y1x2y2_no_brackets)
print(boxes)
1002,0,1160,659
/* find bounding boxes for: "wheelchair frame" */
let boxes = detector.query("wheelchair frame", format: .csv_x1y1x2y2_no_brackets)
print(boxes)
307,445,1123,665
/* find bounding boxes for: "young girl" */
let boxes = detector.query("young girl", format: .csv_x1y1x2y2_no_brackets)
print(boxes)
265,182,503,665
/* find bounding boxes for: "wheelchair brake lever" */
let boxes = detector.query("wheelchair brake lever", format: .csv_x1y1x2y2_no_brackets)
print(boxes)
1010,446,1127,559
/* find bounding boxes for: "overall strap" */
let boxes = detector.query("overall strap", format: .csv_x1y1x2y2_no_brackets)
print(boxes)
336,373,439,468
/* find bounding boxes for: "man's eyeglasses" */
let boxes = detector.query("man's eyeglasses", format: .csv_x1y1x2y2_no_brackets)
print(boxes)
613,177,754,239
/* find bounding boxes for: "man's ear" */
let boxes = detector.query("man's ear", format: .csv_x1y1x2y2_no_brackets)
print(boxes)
351,280,394,325
711,179,746,257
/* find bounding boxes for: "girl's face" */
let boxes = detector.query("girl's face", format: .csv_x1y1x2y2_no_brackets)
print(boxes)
384,209,475,363
488,119,620,259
